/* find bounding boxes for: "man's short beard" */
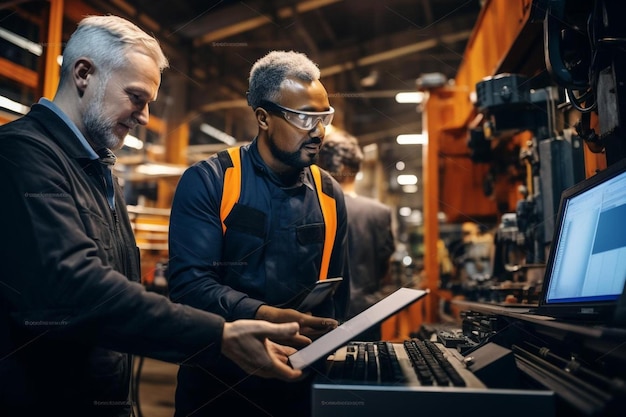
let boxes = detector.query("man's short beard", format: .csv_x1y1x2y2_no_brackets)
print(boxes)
268,135,316,170
83,81,121,150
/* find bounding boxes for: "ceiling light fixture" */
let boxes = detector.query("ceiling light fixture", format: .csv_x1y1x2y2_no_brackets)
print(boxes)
200,123,236,145
360,70,379,87
395,91,424,104
0,27,42,56
397,174,418,185
0,95,29,114
398,207,413,217
396,134,427,145
123,134,144,150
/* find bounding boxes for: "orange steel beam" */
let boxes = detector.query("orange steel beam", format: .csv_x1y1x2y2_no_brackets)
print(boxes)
147,114,166,136
447,0,535,131
0,111,19,125
42,0,63,100
421,0,536,323
421,92,441,324
0,57,38,89
63,0,100,23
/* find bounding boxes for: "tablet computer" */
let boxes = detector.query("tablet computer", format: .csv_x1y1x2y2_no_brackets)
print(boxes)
276,277,343,312
296,277,343,312
288,287,429,370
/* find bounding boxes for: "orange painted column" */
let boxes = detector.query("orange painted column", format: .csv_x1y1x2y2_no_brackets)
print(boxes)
42,0,64,100
158,122,189,208
419,0,537,324
422,91,442,324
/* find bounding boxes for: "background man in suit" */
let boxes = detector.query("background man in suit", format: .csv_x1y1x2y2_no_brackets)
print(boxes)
317,128,396,340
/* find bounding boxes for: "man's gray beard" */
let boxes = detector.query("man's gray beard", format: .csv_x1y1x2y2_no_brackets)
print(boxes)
82,85,122,150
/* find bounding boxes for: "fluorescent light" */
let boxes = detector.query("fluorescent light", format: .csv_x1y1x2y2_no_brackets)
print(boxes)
0,95,29,114
395,91,424,104
0,28,42,56
135,163,187,176
396,134,427,145
123,134,144,150
200,123,236,145
398,207,412,217
402,184,418,193
397,174,418,185
360,70,379,87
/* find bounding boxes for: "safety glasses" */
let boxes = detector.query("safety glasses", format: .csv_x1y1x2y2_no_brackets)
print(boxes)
259,100,334,131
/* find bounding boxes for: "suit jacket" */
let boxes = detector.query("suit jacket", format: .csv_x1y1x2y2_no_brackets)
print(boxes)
344,194,395,320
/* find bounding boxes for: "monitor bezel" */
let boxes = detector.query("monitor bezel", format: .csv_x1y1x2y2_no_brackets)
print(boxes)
538,157,626,324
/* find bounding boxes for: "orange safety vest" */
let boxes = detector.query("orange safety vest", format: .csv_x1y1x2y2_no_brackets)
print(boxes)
218,146,337,282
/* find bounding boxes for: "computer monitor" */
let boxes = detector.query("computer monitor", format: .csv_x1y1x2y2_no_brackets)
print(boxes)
537,158,626,324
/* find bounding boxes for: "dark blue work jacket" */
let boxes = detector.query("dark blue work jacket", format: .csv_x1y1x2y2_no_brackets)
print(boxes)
167,139,350,321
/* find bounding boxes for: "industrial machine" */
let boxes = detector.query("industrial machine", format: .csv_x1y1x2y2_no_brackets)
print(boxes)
417,2,626,415
422,0,625,309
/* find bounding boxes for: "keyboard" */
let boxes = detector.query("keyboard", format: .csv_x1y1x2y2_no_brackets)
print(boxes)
322,339,484,388
311,339,555,417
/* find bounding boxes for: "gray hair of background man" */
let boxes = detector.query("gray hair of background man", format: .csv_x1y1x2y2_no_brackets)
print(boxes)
318,129,364,183
247,50,321,108
59,15,169,87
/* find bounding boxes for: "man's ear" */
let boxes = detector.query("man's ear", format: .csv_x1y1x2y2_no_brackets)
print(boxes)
255,108,270,131
73,58,95,95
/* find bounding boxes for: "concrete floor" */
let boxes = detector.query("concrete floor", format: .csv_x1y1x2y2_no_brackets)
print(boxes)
134,357,177,417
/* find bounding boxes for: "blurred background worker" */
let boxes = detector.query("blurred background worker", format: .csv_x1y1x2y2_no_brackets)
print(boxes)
318,128,396,340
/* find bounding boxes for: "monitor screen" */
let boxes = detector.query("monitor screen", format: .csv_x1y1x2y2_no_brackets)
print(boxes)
540,158,626,322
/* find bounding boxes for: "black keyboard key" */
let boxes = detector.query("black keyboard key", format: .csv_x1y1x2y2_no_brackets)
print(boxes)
404,340,434,385
376,342,405,383
344,352,355,379
326,340,469,388
423,339,466,387
366,344,378,381
406,339,454,386
353,344,366,381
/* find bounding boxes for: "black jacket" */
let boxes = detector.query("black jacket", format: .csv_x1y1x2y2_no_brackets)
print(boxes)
0,104,225,417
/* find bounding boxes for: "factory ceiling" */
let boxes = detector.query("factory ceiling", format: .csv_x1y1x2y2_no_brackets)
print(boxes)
77,0,481,147
3,0,483,198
